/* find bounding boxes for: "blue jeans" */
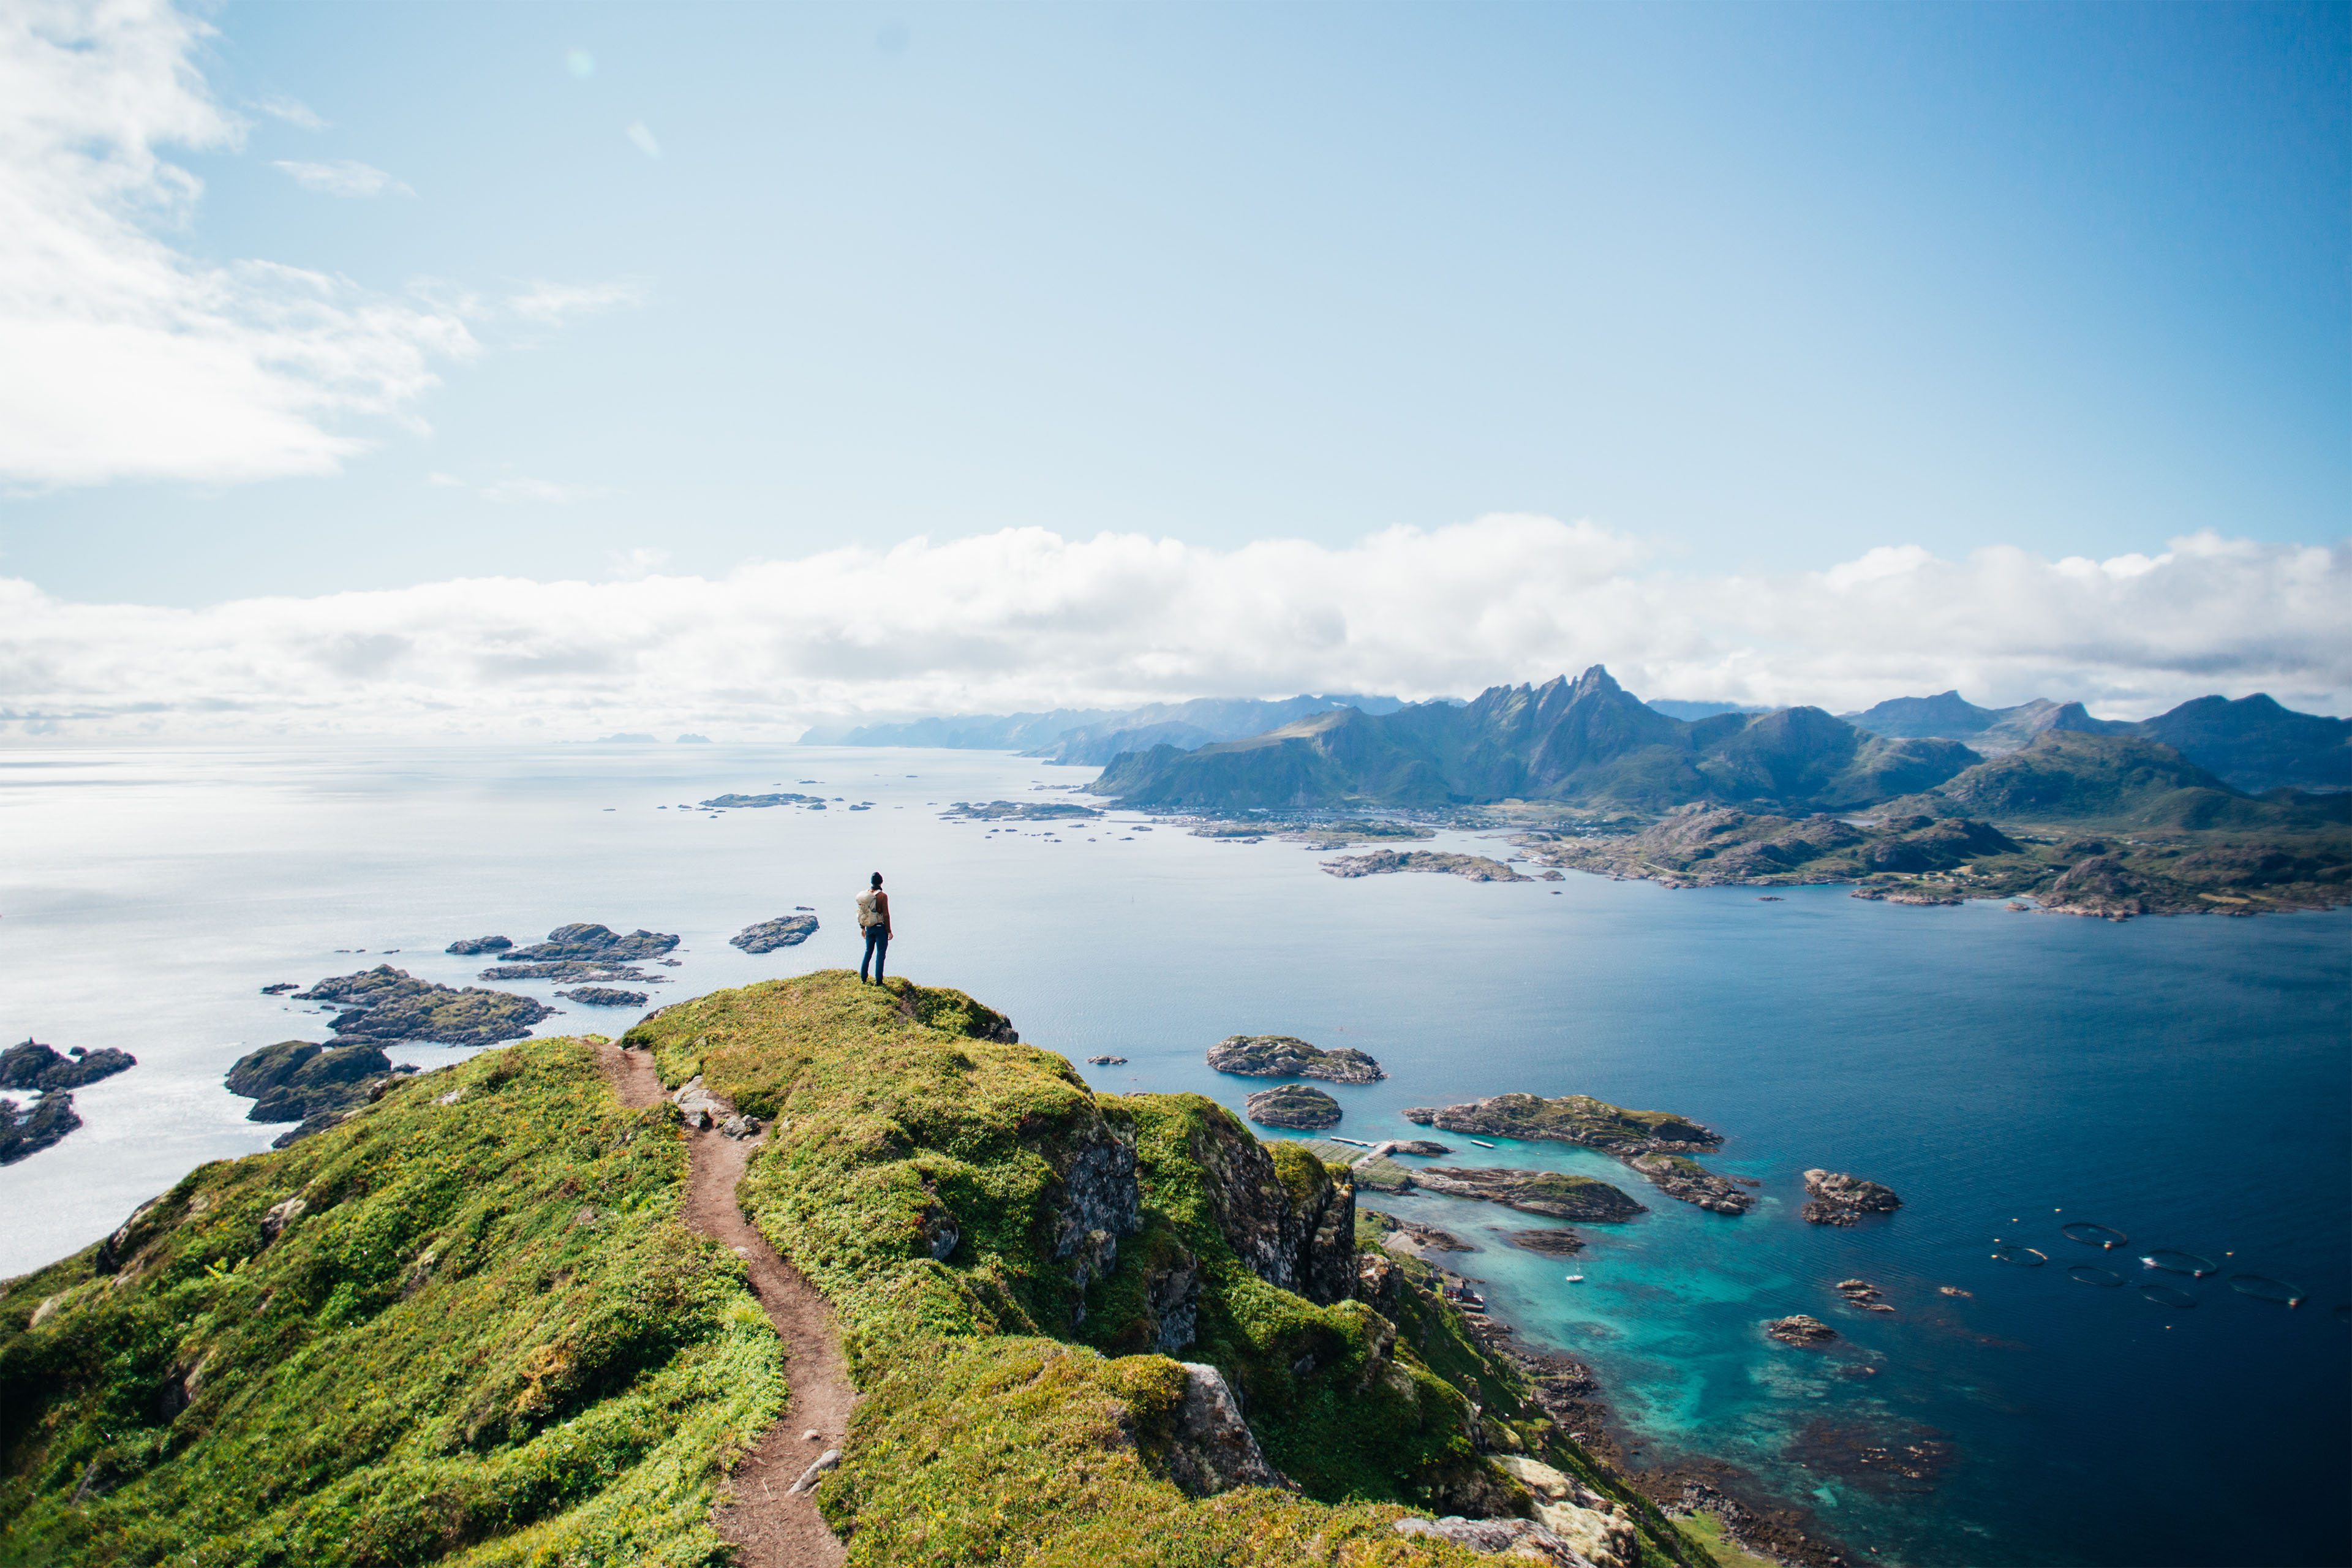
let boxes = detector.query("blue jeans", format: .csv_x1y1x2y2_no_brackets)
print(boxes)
861,925,889,982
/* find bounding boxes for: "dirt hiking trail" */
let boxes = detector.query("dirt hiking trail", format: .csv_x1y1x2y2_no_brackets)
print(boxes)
601,1041,853,1567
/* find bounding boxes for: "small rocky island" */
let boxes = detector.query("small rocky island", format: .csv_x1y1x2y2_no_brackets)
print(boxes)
1507,1229,1588,1256
1767,1314,1839,1347
502,923,679,962
1404,1092,1751,1214
1412,1167,1646,1221
943,799,1102,820
1320,850,1530,882
1,1040,137,1092
698,792,823,808
1243,1084,1341,1129
730,914,820,953
1801,1169,1903,1226
444,935,513,955
1206,1035,1386,1082
557,987,648,1007
0,1041,140,1164
294,966,553,1046
224,1039,401,1144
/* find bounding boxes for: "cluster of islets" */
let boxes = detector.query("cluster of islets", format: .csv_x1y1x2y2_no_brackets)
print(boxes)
225,912,831,1150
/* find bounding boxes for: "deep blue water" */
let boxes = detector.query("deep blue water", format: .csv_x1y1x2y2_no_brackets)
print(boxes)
2,744,2345,1567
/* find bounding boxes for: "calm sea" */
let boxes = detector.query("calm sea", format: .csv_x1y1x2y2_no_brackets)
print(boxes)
2,744,2345,1567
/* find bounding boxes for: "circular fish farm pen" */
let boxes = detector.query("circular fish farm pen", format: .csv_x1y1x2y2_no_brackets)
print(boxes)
2139,1250,2218,1277
2060,1222,2130,1250
2067,1264,2125,1287
2139,1283,2196,1310
1991,1243,2048,1267
2228,1274,2307,1307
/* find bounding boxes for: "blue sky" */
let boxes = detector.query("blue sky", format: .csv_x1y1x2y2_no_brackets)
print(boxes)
0,1,2343,734
6,0,2345,603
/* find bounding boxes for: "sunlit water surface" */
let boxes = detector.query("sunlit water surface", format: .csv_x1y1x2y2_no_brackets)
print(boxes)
2,744,2345,1567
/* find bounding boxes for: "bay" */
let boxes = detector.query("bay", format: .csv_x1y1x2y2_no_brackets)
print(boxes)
2,743,2345,1567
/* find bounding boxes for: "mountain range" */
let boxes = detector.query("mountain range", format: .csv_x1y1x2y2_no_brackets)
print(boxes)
1093,667,2350,814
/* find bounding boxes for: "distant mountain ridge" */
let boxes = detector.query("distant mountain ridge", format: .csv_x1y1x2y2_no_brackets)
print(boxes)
1093,666,1983,813
1847,690,2349,793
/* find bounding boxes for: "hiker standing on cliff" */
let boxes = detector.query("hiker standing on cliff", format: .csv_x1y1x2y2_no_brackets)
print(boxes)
856,872,892,984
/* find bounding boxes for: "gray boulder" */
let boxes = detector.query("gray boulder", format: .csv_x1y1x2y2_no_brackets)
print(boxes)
1164,1363,1289,1496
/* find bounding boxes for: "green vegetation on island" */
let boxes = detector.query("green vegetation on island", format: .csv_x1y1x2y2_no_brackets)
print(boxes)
1321,851,1530,883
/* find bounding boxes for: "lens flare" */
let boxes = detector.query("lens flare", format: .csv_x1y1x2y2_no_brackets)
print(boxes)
565,48,595,79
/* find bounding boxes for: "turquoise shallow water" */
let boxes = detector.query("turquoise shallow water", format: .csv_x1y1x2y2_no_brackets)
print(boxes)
2,744,2345,1567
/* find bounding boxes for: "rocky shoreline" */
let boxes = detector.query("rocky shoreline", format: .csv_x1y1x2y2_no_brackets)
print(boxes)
1321,849,1531,882
0,1041,140,1165
1206,1034,1385,1082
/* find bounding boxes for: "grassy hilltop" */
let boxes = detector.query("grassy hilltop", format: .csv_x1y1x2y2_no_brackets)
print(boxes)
2,973,1716,1568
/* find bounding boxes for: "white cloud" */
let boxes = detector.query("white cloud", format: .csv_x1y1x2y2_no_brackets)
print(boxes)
0,0,477,487
272,159,413,198
250,94,326,130
0,517,2342,739
506,277,650,325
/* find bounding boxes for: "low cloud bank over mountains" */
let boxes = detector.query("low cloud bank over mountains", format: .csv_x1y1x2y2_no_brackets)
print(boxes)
0,516,2342,739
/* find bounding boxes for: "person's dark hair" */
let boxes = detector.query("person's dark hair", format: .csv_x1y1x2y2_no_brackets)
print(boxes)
870,872,884,888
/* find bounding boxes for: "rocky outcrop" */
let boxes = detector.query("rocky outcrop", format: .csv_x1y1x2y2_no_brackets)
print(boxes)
1392,1139,1452,1155
1321,850,1531,883
1767,1314,1838,1346
1801,1169,1901,1226
443,935,511,955
1050,1122,1142,1318
1625,1153,1753,1215
1506,1229,1586,1256
1164,1363,1289,1496
1414,1168,1645,1222
1,1092,81,1165
730,915,820,953
557,987,648,1007
224,1039,397,1146
293,966,553,1047
1180,1105,1356,1305
669,1074,763,1139
943,799,1101,820
479,961,666,984
500,923,680,962
1244,1084,1341,1129
1205,1035,1385,1082
1403,1093,1719,1154
1496,1455,1640,1568
1390,1517,1593,1564
0,1041,137,1092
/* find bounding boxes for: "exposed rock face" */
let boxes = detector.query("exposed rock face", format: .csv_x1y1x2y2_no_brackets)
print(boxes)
1244,1084,1341,1129
293,966,553,1047
1767,1314,1838,1346
1392,1139,1452,1156
1414,1168,1645,1222
1801,1169,1902,1226
0,1041,137,1091
443,935,512,955
1506,1229,1586,1256
1205,1035,1386,1082
500,923,680,962
1,1092,81,1165
730,915,820,954
1184,1104,1355,1305
224,1039,394,1145
1391,1516,1593,1565
1164,1363,1289,1496
1496,1455,1639,1568
556,987,648,1007
1321,850,1531,883
1050,1122,1142,1317
1625,1153,1754,1215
